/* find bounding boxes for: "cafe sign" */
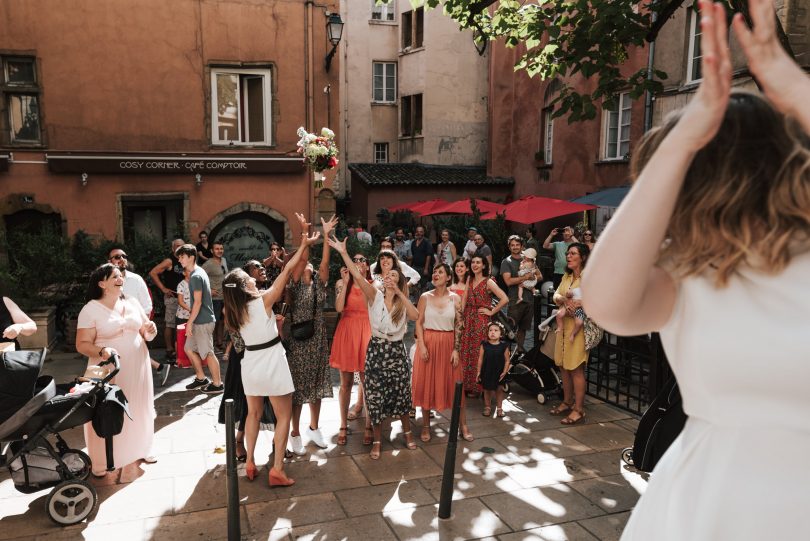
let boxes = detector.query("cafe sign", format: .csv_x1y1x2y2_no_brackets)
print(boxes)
46,153,304,175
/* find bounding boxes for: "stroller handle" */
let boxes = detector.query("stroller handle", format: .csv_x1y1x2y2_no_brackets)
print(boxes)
76,353,120,385
97,353,121,383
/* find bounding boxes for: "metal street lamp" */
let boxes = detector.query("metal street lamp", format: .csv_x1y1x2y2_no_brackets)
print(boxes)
325,13,344,72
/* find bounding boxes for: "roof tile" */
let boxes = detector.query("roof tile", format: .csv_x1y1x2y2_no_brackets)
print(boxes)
348,162,514,186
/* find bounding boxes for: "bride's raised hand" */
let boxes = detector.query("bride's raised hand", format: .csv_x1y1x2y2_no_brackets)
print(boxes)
294,212,311,233
321,214,338,238
733,0,807,119
670,0,732,152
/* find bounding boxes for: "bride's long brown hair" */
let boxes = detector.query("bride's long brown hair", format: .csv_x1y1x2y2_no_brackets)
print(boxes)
222,269,261,332
631,90,810,286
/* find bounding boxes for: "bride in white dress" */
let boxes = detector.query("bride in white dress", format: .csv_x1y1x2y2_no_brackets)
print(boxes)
582,0,810,539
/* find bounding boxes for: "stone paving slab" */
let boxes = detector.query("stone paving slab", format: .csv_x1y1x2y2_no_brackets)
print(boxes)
419,468,523,502
420,436,519,474
384,497,512,540
497,521,599,541
288,513,400,540
568,474,643,514
577,511,633,541
335,479,436,518
352,447,443,486
481,484,605,532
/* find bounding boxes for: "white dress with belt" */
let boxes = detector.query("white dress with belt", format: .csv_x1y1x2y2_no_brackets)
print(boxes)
239,298,294,397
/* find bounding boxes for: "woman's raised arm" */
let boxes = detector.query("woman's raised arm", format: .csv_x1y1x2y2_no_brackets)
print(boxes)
327,236,377,303
582,0,731,336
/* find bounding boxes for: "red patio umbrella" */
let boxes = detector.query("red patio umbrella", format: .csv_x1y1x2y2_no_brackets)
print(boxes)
387,198,450,215
481,195,596,224
420,198,506,217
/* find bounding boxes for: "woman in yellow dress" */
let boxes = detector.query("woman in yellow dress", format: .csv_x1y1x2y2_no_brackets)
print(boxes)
550,243,590,425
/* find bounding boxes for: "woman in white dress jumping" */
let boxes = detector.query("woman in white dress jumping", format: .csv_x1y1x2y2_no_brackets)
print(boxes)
583,0,810,538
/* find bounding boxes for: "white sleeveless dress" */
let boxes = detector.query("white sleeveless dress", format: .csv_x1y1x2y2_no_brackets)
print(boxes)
621,254,810,540
239,298,294,397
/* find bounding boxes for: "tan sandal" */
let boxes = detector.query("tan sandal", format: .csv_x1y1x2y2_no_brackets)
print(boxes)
482,406,492,417
496,408,505,418
549,402,573,415
337,427,348,446
370,441,382,460
420,425,431,442
561,410,586,425
403,430,417,450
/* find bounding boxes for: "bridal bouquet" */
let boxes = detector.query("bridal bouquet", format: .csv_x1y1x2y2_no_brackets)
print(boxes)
296,127,339,187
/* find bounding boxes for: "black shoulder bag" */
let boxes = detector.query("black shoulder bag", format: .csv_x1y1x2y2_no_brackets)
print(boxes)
290,280,317,341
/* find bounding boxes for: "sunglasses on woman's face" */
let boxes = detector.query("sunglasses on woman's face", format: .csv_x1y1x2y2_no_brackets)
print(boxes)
584,233,592,237
353,257,367,263
111,254,128,260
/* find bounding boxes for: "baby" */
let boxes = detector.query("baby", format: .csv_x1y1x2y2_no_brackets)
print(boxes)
516,248,539,303
555,284,586,343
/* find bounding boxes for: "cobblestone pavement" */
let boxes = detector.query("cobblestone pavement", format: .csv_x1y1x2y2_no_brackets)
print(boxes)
0,348,645,541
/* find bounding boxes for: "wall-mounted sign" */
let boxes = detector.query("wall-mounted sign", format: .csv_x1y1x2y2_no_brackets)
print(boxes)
46,153,304,175
0,154,9,172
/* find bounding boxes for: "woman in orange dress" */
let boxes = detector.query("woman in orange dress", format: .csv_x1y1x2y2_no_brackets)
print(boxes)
329,254,373,446
413,263,472,441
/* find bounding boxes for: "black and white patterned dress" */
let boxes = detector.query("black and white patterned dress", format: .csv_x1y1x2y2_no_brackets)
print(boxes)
363,290,411,425
286,273,333,406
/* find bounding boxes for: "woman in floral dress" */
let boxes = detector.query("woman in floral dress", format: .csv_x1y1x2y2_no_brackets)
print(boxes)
285,216,338,454
328,235,419,460
459,255,508,398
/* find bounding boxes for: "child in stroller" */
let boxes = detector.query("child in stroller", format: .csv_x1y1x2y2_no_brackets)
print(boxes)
0,349,125,525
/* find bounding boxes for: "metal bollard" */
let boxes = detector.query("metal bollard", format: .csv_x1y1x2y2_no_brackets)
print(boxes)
224,399,241,540
438,381,463,519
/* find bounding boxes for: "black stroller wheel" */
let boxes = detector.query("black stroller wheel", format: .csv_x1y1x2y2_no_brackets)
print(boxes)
45,479,98,525
621,447,634,466
60,449,92,481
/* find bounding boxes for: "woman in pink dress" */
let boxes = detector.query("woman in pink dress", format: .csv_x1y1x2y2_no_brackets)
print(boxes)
75,263,158,477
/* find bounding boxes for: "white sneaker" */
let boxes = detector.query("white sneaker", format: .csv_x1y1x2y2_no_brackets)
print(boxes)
288,434,307,456
306,427,327,449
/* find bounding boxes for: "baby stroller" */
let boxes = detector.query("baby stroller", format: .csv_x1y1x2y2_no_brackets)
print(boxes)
504,344,562,405
0,349,124,525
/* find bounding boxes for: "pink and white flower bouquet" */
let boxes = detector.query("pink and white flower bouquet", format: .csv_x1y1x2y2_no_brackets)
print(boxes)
297,127,339,187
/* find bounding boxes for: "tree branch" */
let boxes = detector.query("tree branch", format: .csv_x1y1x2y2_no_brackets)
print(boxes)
646,0,688,42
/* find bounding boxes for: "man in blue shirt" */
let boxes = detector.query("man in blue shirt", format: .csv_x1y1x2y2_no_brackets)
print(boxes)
175,244,223,394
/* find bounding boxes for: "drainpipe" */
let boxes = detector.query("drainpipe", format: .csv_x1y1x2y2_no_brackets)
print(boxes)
305,1,316,225
644,12,658,133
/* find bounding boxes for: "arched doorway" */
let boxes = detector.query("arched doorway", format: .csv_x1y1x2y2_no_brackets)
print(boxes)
208,209,285,270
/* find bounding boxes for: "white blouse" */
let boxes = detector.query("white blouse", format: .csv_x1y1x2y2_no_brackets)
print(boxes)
368,290,407,341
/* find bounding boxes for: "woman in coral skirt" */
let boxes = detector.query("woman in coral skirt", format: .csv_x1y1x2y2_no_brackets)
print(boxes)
413,263,473,442
329,253,373,446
